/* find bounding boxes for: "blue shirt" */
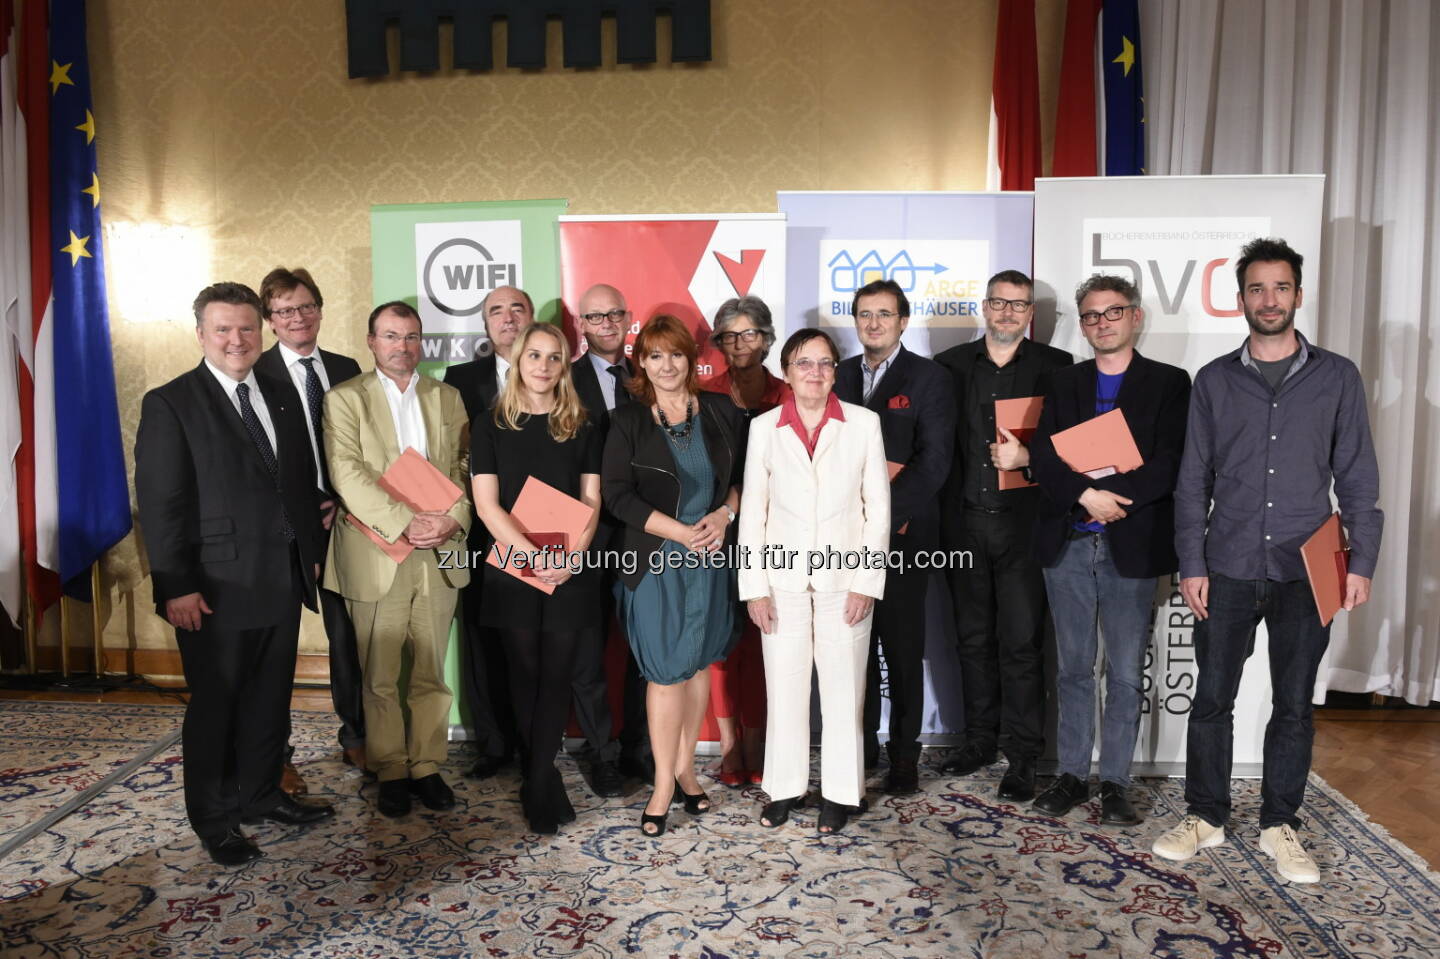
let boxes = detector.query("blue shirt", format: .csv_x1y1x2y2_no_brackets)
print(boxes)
1076,370,1126,533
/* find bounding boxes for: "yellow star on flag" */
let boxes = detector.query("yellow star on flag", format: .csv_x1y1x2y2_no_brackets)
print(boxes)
1112,35,1135,77
50,60,75,94
60,230,92,265
76,110,96,144
81,172,100,207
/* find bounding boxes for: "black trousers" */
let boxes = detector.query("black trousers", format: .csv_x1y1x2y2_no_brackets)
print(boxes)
863,549,931,763
459,572,517,761
176,602,301,842
500,627,580,825
570,580,650,763
944,508,1048,761
319,586,365,749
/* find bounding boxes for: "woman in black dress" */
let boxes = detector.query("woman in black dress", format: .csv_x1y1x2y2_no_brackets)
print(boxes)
472,323,602,835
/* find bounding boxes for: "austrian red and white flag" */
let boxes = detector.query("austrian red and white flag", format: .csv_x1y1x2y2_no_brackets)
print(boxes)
986,0,1042,191
0,0,29,624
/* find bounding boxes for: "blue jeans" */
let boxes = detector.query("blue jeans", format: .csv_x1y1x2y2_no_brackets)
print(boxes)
1185,574,1331,830
1043,532,1156,785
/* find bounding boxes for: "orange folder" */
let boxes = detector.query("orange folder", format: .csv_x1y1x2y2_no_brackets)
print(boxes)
886,461,910,535
344,447,465,564
995,396,1044,490
485,476,597,595
1050,407,1144,478
1301,512,1350,627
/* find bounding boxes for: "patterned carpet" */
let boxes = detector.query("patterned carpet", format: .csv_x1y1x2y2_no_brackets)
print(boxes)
1,700,1437,958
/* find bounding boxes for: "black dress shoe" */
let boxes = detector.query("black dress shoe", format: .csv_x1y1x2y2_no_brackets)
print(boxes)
410,773,456,811
203,828,262,867
863,735,880,771
884,757,920,796
1033,773,1090,817
466,755,506,780
997,757,1037,802
590,759,624,798
1098,781,1140,826
619,752,655,784
377,779,411,818
941,743,997,777
240,795,336,827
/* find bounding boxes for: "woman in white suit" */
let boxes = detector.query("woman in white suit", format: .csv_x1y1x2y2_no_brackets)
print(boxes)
738,328,890,834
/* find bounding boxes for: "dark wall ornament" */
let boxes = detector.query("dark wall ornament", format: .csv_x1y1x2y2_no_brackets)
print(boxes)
345,0,713,77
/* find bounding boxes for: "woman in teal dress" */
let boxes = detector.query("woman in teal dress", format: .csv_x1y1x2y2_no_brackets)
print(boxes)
601,315,744,836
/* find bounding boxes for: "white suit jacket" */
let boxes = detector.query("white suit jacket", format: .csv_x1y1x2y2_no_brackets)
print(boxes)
737,400,890,600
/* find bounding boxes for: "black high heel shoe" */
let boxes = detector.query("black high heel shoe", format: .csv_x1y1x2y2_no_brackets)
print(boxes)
639,810,668,836
673,779,711,815
817,797,869,835
760,793,807,828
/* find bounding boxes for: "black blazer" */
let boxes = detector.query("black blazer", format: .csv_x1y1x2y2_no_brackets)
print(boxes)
601,391,744,589
254,344,362,492
933,336,1073,523
1028,352,1192,578
134,362,323,629
443,354,500,423
835,345,955,548
572,352,634,432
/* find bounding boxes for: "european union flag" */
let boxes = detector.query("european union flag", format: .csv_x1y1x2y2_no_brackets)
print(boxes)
1102,0,1145,176
49,0,130,590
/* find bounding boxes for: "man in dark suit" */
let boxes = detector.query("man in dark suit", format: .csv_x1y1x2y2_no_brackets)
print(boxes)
934,270,1071,802
835,278,955,796
441,285,533,779
254,267,365,789
568,282,651,794
1028,273,1190,825
135,282,335,867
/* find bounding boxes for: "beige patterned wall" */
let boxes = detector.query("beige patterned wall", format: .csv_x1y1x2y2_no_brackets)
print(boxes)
73,0,1066,662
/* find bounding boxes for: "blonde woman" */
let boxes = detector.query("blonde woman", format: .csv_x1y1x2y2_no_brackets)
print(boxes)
472,323,602,835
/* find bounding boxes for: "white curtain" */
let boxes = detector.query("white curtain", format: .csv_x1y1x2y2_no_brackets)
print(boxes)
1141,0,1440,705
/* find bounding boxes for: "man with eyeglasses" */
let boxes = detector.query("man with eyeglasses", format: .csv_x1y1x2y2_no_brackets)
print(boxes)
324,301,471,818
442,285,535,782
1027,274,1190,826
255,267,365,794
835,278,955,796
566,283,654,795
933,270,1071,801
1153,237,1382,885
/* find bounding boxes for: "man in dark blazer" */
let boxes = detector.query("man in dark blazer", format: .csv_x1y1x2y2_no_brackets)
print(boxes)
934,270,1072,802
1027,273,1190,826
441,285,533,779
568,282,651,794
254,267,365,789
134,282,334,867
835,278,955,796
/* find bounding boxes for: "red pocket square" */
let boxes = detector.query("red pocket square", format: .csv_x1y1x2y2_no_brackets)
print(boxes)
888,395,910,410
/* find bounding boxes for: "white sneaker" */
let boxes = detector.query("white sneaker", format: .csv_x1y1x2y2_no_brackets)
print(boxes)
1151,815,1226,861
1259,825,1321,883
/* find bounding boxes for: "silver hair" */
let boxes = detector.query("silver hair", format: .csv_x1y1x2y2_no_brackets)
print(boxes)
711,296,776,355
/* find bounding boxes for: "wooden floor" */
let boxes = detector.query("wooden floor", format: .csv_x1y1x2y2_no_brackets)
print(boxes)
2,686,1437,869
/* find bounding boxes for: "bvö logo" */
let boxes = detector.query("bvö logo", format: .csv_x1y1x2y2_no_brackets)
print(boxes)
1089,233,1241,318
423,238,518,317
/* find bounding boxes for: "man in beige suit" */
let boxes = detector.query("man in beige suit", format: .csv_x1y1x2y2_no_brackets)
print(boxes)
324,300,471,818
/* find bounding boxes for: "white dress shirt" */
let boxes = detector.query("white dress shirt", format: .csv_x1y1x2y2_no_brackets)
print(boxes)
586,349,621,411
205,360,277,457
862,344,902,402
495,354,511,396
277,342,331,483
378,370,428,459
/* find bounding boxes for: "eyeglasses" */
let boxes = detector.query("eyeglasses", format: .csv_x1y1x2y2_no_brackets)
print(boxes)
856,310,900,322
788,357,837,373
374,332,421,344
1078,304,1135,326
715,329,764,347
984,297,1033,314
580,309,628,327
271,303,320,320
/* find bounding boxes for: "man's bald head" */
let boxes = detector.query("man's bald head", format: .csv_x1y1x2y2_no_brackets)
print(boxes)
576,283,629,363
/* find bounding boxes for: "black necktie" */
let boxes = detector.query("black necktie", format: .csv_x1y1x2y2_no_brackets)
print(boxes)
299,357,329,489
608,364,631,407
236,382,293,540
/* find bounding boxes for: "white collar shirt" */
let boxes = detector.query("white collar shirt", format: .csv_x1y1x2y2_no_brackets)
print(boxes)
378,370,428,459
205,360,277,456
586,349,622,411
277,342,331,485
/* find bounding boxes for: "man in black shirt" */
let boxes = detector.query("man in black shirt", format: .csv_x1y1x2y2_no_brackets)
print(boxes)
934,270,1071,801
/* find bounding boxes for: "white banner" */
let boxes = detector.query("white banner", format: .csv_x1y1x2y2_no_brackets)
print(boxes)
1034,174,1326,773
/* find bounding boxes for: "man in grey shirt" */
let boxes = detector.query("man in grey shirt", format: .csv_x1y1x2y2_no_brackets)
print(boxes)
1152,237,1382,885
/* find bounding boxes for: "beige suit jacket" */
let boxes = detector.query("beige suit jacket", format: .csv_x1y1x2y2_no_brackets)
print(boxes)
322,371,472,602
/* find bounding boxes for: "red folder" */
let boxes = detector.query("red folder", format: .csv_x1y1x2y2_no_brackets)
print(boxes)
345,447,465,564
887,461,909,535
486,477,596,595
995,396,1044,490
1050,407,1144,477
1301,512,1350,627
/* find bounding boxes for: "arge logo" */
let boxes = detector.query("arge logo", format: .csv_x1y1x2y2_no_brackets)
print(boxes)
414,220,523,332
819,239,989,328
1082,217,1270,331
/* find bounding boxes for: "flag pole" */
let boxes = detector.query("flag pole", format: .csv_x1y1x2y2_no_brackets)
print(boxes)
23,593,37,675
90,564,103,676
58,593,70,677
